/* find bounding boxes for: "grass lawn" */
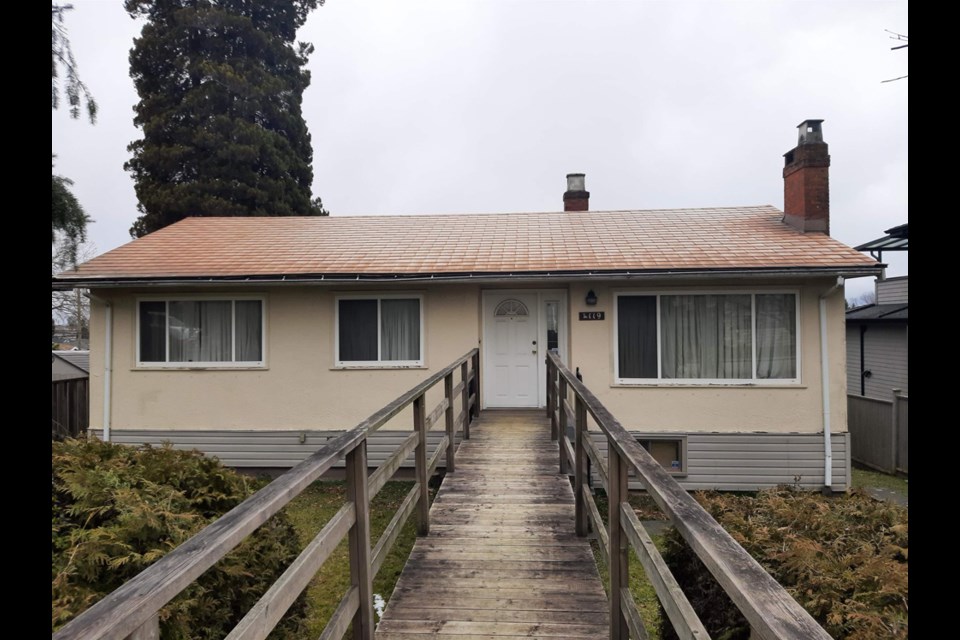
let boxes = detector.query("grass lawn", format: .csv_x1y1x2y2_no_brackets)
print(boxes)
851,465,908,495
592,491,669,640
280,479,427,638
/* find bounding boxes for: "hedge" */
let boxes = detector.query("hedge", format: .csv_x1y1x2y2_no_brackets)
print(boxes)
52,438,306,638
658,488,908,640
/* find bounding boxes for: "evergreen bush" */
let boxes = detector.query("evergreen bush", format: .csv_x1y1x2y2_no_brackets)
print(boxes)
52,438,305,638
658,488,908,640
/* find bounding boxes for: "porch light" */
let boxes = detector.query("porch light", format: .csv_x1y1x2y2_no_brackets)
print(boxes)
585,290,598,306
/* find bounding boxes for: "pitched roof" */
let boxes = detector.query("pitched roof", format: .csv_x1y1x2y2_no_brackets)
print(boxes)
52,350,90,373
55,206,880,284
846,303,908,321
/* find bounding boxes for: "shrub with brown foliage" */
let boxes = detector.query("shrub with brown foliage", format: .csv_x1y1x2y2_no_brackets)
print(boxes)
659,488,907,640
52,438,306,638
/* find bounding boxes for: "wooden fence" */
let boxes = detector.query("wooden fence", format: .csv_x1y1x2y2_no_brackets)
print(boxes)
52,378,89,440
53,349,480,640
547,352,832,640
848,390,908,475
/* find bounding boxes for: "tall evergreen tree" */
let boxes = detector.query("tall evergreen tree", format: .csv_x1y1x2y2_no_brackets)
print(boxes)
52,169,91,265
52,3,98,123
53,4,96,262
124,0,328,238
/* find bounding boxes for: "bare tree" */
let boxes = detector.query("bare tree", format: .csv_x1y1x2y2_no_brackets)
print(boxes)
845,290,877,310
52,234,95,348
882,30,907,83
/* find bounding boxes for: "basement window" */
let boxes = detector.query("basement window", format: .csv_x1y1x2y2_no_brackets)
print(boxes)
636,436,687,475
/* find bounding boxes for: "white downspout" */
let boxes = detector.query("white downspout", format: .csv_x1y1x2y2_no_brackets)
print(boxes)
87,293,113,442
819,276,843,493
103,300,113,442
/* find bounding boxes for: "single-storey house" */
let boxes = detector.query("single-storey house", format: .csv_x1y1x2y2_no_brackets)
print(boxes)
53,120,881,491
846,275,908,399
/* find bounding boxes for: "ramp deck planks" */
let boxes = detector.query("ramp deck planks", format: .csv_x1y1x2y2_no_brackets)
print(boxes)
375,410,609,639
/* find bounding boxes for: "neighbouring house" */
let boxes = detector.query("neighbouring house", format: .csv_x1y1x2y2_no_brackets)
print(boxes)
52,350,90,440
52,120,882,491
845,224,908,475
52,350,90,381
846,276,908,398
846,224,908,399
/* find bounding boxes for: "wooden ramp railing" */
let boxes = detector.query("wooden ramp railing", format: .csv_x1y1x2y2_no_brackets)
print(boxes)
53,349,480,640
546,352,833,640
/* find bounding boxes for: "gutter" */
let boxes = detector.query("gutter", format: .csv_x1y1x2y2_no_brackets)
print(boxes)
52,265,884,290
819,276,844,494
86,293,113,442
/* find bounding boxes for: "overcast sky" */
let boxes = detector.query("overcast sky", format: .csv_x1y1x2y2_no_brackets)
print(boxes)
51,0,907,301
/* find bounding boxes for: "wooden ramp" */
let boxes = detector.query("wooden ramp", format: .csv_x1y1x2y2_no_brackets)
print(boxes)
376,410,609,639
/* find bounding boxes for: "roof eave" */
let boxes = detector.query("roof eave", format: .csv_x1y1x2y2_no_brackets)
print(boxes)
52,265,885,290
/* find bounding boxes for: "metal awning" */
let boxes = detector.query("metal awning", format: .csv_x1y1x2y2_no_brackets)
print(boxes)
854,223,908,261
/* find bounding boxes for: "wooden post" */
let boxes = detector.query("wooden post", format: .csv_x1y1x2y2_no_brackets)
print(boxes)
460,361,470,440
345,442,374,640
472,351,481,419
124,614,159,640
547,359,557,439
891,388,902,474
575,395,588,537
414,393,430,535
444,372,456,473
607,446,629,640
558,377,569,475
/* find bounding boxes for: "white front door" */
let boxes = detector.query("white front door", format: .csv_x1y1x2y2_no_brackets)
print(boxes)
483,293,539,407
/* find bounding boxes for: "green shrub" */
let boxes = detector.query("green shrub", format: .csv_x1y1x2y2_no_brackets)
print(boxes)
52,438,306,638
658,488,908,640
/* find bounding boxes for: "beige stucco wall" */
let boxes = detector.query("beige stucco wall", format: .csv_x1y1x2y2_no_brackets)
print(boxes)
88,284,481,431
88,277,848,435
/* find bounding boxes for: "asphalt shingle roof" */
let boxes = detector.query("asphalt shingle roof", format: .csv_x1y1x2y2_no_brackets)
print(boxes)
56,206,879,281
846,304,909,321
52,350,90,372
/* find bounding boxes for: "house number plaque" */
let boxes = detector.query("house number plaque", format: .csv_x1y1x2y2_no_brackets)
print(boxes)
578,311,605,321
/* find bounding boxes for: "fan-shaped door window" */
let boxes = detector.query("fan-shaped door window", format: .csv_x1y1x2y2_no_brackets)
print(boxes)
494,299,529,318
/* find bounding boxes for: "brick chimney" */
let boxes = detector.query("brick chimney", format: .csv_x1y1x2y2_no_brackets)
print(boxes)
783,120,830,233
563,173,589,211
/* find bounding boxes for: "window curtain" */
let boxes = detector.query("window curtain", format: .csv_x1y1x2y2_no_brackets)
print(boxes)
139,301,166,362
618,296,657,378
660,295,751,379
381,299,420,361
169,301,232,362
755,294,796,379
339,299,378,361
235,301,263,362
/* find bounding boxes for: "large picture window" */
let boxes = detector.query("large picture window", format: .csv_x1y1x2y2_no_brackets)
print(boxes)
138,298,264,366
337,296,422,366
616,292,798,383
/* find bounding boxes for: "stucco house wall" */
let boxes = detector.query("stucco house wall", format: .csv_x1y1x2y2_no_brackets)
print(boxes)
88,275,848,437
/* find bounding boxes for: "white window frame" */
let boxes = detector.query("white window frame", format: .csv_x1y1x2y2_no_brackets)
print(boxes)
613,289,801,385
135,295,267,368
335,293,425,368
